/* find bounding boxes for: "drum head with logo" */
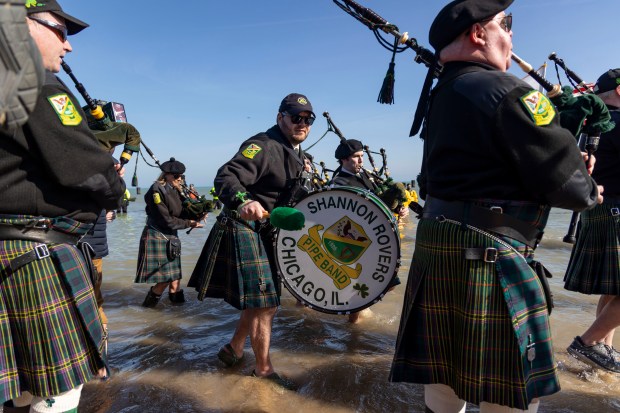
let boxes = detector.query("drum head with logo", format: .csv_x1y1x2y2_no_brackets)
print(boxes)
275,186,401,314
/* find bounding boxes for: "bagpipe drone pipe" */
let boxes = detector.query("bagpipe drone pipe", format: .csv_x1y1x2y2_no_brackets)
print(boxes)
518,52,615,244
61,60,140,167
322,112,410,215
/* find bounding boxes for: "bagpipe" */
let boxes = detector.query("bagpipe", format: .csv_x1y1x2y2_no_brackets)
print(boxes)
322,112,409,214
512,53,616,243
61,60,215,224
139,140,214,226
61,61,140,167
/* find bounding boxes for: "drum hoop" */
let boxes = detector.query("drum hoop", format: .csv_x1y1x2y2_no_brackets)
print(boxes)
275,186,401,314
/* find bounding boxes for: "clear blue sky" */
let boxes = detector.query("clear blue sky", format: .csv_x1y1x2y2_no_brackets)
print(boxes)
59,0,617,188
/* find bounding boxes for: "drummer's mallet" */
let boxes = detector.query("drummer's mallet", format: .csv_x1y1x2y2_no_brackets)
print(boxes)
265,207,305,230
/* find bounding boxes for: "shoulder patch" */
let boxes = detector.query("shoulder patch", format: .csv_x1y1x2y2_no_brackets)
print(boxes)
47,94,83,126
519,90,556,126
242,144,262,159
153,193,162,204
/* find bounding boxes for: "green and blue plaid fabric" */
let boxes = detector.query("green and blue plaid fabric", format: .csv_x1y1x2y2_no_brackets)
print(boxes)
564,200,620,295
390,202,558,410
135,227,182,284
0,215,104,404
188,214,279,310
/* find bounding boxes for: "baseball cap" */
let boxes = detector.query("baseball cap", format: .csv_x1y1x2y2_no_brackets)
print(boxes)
25,0,89,35
593,69,620,95
279,93,315,117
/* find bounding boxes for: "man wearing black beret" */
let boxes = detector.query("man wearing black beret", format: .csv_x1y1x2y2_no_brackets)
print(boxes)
331,139,379,191
390,0,606,411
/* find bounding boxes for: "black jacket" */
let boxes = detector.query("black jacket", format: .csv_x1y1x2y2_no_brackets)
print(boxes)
331,168,379,192
0,71,125,223
144,181,190,235
419,62,598,211
215,125,305,211
591,107,620,195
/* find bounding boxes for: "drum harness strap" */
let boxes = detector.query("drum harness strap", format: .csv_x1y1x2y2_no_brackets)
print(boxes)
0,220,83,272
422,196,545,261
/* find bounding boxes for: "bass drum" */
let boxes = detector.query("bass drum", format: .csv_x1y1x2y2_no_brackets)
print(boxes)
275,186,401,314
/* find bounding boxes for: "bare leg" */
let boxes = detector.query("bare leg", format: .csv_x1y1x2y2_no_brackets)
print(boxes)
348,312,361,323
152,282,170,295
247,307,277,376
581,296,620,346
596,295,616,346
168,279,181,293
227,309,252,358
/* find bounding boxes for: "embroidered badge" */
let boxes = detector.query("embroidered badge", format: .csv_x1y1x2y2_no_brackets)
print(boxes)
153,193,162,204
25,0,44,9
242,144,262,159
297,97,308,105
47,94,83,126
520,90,556,126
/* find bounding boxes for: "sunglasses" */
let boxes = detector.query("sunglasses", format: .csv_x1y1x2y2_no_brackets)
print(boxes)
483,13,512,32
172,174,184,180
283,112,315,126
29,17,68,42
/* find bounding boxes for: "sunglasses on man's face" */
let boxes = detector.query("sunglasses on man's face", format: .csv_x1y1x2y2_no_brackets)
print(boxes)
29,17,68,42
283,113,315,126
482,13,512,33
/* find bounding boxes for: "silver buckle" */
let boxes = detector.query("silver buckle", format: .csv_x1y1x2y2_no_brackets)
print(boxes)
490,206,503,214
34,244,50,260
611,207,620,217
484,247,498,263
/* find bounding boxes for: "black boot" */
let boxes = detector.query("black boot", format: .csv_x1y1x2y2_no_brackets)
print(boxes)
168,289,186,304
142,287,161,308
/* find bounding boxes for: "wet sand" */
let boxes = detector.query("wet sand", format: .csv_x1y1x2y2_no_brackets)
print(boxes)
79,202,619,412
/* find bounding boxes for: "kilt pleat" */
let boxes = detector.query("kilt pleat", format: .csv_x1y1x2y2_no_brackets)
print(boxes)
134,227,182,284
188,214,279,310
564,202,620,295
390,217,559,410
0,216,105,404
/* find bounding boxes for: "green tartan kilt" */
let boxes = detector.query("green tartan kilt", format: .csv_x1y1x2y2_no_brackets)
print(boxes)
390,216,559,410
187,214,280,310
134,226,182,284
564,201,620,295
0,227,105,403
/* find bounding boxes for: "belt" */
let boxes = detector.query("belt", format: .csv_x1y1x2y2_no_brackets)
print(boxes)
422,196,544,249
0,224,80,272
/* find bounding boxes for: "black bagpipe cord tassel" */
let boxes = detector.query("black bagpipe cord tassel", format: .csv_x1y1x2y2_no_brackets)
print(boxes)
377,38,399,105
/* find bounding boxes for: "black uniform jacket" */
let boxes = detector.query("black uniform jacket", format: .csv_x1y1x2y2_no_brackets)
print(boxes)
591,107,620,195
215,125,305,211
0,71,125,223
331,168,379,192
419,62,598,211
144,182,189,234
